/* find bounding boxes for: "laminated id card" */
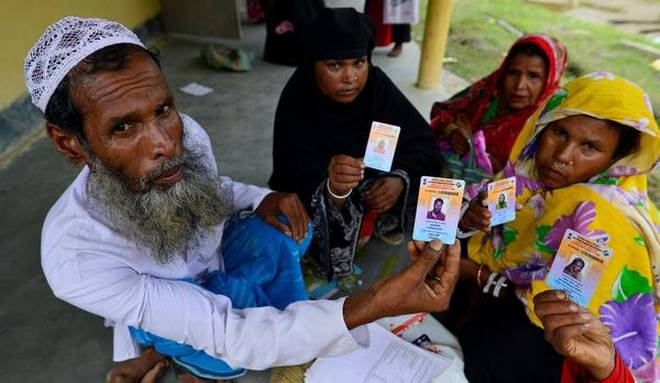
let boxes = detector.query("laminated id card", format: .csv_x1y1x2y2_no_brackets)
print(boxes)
487,177,516,226
546,229,611,307
412,176,465,244
363,121,400,172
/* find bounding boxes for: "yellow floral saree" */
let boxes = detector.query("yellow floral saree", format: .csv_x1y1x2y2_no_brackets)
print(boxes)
468,73,660,381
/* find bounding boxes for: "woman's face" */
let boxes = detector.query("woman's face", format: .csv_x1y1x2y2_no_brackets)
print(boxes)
535,115,621,189
501,53,548,111
434,200,443,212
315,56,368,103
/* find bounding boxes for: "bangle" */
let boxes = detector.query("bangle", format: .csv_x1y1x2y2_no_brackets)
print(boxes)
326,179,352,200
476,265,485,288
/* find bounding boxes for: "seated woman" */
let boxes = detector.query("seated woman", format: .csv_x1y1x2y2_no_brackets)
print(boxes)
456,74,659,382
430,34,568,177
268,8,440,280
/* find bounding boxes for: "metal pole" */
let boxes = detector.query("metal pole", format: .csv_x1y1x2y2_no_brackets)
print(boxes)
417,0,454,89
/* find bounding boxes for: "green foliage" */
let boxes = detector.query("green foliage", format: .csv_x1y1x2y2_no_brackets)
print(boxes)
413,0,659,117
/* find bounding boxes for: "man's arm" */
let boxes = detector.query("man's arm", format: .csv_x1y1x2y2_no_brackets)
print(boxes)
48,240,458,370
223,176,272,212
48,251,360,370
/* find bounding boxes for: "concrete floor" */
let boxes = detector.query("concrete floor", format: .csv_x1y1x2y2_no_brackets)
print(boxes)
0,22,466,383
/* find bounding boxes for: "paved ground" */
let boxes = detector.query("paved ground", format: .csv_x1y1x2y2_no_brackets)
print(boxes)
0,21,465,383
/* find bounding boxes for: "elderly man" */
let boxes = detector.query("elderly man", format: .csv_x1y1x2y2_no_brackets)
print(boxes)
28,17,460,382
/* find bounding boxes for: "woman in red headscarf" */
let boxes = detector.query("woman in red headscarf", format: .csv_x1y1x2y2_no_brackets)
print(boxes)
431,34,568,175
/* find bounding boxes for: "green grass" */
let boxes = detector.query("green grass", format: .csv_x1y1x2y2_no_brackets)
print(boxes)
414,0,659,115
413,0,660,204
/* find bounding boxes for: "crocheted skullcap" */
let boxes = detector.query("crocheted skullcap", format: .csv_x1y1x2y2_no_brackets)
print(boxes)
24,16,144,112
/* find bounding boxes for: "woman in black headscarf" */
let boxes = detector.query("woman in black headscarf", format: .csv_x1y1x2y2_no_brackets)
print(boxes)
268,8,441,280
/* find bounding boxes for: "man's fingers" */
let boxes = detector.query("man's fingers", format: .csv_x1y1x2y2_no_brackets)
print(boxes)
406,240,425,260
278,202,299,240
444,241,461,275
267,216,292,237
140,360,169,383
296,201,309,237
407,240,444,278
281,202,307,242
431,241,460,294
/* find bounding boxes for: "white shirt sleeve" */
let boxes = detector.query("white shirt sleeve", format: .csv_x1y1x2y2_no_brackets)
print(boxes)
47,251,365,370
222,176,272,213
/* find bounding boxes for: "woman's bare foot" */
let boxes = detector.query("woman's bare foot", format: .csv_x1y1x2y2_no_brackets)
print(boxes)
387,43,403,57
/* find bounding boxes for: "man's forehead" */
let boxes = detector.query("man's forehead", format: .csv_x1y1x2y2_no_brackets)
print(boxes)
73,54,170,117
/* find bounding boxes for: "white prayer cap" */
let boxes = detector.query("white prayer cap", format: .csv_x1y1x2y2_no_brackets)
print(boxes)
24,16,145,113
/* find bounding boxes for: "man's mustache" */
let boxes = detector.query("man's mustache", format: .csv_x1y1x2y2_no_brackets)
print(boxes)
141,156,185,186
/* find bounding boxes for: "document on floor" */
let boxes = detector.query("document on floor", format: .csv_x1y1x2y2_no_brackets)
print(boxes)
305,323,452,383
179,82,214,96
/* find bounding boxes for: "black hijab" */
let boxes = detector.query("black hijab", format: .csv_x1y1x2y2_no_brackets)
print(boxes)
268,8,441,209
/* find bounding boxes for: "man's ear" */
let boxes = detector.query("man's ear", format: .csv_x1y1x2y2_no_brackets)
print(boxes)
46,123,89,166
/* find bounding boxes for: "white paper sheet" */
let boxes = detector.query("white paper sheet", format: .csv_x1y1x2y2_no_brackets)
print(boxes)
179,82,214,96
305,324,452,383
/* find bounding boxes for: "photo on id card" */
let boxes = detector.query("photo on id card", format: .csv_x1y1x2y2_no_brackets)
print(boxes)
545,229,611,307
412,176,465,244
487,176,516,226
363,121,401,172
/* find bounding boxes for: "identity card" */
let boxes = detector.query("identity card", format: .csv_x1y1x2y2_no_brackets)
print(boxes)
545,229,611,307
487,176,516,226
363,121,401,172
412,176,465,244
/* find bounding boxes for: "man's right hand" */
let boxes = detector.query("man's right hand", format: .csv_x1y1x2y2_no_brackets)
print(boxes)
327,155,364,196
343,240,460,329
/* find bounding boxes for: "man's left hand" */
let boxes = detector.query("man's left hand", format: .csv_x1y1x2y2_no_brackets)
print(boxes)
256,192,309,243
362,177,404,213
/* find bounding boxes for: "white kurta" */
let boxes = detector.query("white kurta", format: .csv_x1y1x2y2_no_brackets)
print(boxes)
40,114,367,369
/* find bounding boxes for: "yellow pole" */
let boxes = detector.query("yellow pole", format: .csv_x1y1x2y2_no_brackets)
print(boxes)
417,0,454,89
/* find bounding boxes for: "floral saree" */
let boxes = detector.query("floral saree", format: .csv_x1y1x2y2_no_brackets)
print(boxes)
468,73,660,381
